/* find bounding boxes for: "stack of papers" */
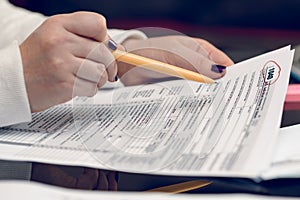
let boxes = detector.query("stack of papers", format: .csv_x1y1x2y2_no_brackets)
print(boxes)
0,46,296,181
264,124,300,179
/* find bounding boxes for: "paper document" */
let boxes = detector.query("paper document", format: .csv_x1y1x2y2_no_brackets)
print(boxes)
262,124,300,179
0,46,294,179
1,181,297,200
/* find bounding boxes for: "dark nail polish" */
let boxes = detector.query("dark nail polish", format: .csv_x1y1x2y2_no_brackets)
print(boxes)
108,39,118,51
211,64,226,73
115,75,119,82
115,172,119,182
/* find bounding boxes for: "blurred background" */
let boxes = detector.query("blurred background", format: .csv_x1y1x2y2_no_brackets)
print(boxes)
9,0,300,63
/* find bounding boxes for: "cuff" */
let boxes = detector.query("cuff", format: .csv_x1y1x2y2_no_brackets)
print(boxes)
0,160,32,180
0,41,31,127
108,29,147,44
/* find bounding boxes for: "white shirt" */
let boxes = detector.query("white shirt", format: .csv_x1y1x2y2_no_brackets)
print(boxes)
0,0,146,180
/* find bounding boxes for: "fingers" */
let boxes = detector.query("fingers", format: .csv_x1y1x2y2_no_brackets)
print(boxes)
62,12,108,42
69,36,117,83
72,57,116,92
78,42,117,82
61,12,117,83
74,58,106,83
160,46,225,80
20,11,116,112
194,38,234,66
181,47,227,79
70,57,115,97
60,12,117,85
162,37,233,79
73,77,99,97
93,43,117,82
122,36,232,81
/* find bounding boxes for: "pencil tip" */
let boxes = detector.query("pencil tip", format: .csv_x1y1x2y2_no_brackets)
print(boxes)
203,77,215,84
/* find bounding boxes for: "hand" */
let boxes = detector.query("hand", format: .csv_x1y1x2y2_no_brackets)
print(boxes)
117,36,234,85
31,163,118,191
20,12,117,113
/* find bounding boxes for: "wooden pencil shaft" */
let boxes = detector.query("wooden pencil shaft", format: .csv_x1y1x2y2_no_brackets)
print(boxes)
112,49,214,84
147,180,212,194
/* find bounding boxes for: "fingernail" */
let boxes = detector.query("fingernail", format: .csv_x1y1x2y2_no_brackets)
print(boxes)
108,39,118,51
115,172,119,182
115,75,119,82
211,64,226,73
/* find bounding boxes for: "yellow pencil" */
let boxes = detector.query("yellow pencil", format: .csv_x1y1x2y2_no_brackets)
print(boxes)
107,39,215,84
146,180,212,194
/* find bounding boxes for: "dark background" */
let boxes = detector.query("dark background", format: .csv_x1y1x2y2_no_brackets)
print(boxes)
8,0,300,30
9,0,300,62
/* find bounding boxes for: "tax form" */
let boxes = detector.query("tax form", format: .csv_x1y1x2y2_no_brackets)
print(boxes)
262,124,300,179
0,46,294,179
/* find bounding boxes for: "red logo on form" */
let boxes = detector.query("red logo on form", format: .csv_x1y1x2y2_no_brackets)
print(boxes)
262,61,281,85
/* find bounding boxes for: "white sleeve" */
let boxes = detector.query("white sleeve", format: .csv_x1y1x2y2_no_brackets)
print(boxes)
0,41,32,127
108,29,147,44
0,0,46,48
0,0,46,127
0,1,41,182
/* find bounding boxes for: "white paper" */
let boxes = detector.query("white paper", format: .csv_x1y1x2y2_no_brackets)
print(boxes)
0,46,294,179
0,181,297,200
262,124,300,179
